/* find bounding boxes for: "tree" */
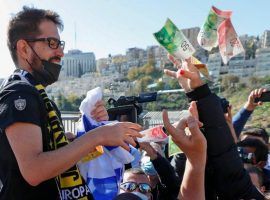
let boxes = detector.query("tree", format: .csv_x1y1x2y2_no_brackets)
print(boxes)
245,39,258,59
168,79,180,89
156,81,165,90
127,67,139,81
142,63,155,75
140,76,153,92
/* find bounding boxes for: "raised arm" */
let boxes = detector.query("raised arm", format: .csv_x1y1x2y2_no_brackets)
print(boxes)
164,55,265,199
162,106,206,200
233,88,266,137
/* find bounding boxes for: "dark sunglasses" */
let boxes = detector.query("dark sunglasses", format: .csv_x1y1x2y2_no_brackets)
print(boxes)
25,37,65,50
120,182,152,194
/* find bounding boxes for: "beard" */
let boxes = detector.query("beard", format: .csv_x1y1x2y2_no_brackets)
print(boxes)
29,53,43,73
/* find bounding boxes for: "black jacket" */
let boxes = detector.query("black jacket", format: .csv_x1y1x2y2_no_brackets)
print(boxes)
151,153,180,200
186,84,264,200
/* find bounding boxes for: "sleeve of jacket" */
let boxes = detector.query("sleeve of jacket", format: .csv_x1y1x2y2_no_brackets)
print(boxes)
152,154,180,199
186,84,264,200
232,107,253,137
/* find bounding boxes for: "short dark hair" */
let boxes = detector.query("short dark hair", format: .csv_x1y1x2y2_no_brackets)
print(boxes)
125,168,147,176
7,6,64,65
238,138,269,163
241,127,269,144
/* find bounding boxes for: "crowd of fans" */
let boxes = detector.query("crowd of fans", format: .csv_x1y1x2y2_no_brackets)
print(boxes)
112,57,270,199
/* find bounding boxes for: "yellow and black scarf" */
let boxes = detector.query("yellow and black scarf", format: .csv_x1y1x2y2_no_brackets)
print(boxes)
35,84,93,200
18,70,94,200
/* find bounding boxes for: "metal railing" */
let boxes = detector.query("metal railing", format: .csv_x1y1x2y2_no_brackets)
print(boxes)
61,112,172,133
61,112,80,133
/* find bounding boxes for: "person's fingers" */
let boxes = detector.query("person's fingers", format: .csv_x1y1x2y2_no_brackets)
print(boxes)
189,101,199,119
164,69,177,78
249,90,255,100
252,89,262,106
175,110,189,130
258,101,263,106
162,110,178,138
197,120,204,128
92,106,106,116
120,141,130,151
91,101,105,114
167,54,175,62
254,89,260,97
95,114,109,121
93,109,108,119
138,142,147,149
258,88,267,97
91,108,97,116
187,116,201,137
184,58,199,73
124,136,136,147
125,128,143,138
168,54,182,68
121,122,142,131
138,142,153,152
177,68,197,80
175,119,187,131
188,101,204,127
101,114,109,120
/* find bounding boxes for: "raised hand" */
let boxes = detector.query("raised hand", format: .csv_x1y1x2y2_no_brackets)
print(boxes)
162,109,206,164
164,55,204,92
91,100,109,121
244,88,266,111
97,122,142,151
139,142,158,160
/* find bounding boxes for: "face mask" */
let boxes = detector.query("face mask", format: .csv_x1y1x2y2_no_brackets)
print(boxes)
132,191,149,200
31,59,62,86
26,44,62,86
141,157,157,176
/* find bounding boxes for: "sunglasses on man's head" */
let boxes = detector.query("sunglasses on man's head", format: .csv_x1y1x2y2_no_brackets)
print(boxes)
24,37,65,50
120,182,152,194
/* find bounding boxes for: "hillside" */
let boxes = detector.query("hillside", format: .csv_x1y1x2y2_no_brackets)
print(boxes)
221,82,270,132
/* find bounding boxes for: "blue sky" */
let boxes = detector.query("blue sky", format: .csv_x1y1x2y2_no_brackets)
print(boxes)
0,0,269,78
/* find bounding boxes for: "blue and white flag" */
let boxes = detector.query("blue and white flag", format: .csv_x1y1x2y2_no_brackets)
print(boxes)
77,114,135,200
77,86,136,200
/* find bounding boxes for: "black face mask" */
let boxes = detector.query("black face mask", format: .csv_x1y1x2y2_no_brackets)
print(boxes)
26,45,62,86
31,60,62,86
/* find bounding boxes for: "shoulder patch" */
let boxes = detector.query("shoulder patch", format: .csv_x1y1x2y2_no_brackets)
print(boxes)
14,96,26,111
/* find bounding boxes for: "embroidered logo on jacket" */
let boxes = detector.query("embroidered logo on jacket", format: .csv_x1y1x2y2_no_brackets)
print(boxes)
14,97,26,111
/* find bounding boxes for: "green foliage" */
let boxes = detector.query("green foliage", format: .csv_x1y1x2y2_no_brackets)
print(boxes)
146,92,188,111
221,76,270,131
156,81,165,90
54,93,85,111
127,61,162,92
127,67,139,81
139,76,153,92
244,39,258,59
168,79,180,89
